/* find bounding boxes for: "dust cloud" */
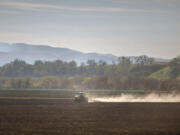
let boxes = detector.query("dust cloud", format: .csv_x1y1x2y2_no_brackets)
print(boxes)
88,93,180,103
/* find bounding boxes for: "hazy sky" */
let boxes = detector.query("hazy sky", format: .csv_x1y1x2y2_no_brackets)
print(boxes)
0,0,179,58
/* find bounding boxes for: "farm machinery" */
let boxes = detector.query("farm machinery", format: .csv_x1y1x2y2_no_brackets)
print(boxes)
74,92,88,102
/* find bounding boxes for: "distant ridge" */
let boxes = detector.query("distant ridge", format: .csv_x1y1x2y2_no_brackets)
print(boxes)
0,42,169,66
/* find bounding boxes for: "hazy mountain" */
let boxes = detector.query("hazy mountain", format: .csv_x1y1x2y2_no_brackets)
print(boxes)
0,42,169,66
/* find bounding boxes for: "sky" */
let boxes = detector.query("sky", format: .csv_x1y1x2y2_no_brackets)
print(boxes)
0,0,179,59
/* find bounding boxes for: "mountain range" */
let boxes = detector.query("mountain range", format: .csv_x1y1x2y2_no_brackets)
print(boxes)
0,42,169,66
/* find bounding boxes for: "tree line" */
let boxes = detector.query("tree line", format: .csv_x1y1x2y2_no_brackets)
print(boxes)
0,55,162,77
0,55,180,91
0,76,179,91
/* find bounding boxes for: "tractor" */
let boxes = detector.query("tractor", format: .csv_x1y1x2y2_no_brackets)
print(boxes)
74,92,88,102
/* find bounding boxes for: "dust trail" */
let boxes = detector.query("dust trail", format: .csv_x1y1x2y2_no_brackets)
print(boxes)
88,93,180,102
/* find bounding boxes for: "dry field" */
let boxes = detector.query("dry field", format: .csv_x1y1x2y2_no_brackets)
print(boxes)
0,90,180,135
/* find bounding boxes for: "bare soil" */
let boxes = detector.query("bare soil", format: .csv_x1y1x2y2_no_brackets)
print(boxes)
0,90,180,135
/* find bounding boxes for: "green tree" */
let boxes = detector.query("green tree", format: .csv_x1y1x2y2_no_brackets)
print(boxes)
135,55,154,66
117,57,132,76
169,55,180,78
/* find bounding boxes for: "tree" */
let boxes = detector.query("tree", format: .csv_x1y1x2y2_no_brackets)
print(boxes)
98,60,107,66
0,59,33,77
169,55,180,67
37,76,60,88
169,55,180,78
135,55,154,66
118,57,132,66
87,60,97,67
117,57,132,76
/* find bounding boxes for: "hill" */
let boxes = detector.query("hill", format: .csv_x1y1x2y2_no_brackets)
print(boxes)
149,67,171,79
0,42,169,66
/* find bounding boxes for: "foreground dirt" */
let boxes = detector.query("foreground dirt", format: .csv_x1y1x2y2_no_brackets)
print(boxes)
0,90,180,135
0,99,180,135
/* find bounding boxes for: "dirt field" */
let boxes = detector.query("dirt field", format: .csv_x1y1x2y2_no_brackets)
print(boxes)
0,90,180,135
